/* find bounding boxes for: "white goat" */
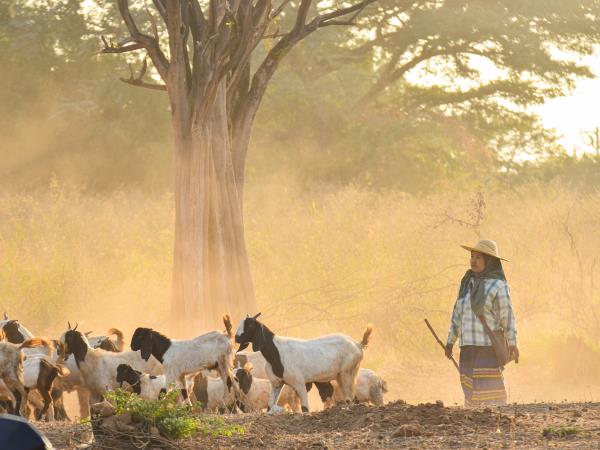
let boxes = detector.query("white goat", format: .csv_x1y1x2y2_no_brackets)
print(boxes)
131,315,236,405
320,368,388,407
62,325,163,403
235,313,373,413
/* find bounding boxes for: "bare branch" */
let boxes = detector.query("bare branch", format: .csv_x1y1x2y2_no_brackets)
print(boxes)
99,35,144,54
117,0,169,81
120,59,167,91
309,0,378,29
292,0,312,35
152,0,167,21
270,0,291,20
146,8,159,41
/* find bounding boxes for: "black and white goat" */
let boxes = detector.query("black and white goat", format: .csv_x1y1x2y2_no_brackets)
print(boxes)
0,319,35,343
235,313,372,413
130,315,236,405
88,328,125,353
62,323,163,404
234,351,269,379
116,364,166,400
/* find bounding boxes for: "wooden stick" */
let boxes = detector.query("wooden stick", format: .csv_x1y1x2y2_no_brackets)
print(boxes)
424,318,459,372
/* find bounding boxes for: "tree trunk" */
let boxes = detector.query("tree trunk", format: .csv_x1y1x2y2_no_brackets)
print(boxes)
171,82,256,336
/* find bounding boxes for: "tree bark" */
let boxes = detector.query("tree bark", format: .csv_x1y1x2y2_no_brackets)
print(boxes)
171,81,256,336
109,0,377,336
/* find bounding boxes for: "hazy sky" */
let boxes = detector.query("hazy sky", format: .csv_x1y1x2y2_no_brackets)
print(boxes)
536,55,600,155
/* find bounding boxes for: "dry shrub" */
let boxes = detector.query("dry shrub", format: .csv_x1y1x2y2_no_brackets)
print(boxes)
1,179,600,404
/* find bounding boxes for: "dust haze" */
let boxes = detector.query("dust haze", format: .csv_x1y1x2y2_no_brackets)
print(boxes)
3,0,600,412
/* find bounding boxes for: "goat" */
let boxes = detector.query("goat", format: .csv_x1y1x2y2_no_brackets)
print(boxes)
316,368,388,408
24,357,70,420
0,320,73,420
0,319,35,343
234,363,302,413
62,323,163,404
234,351,269,379
89,328,125,353
58,325,125,419
235,313,372,413
191,371,236,412
131,315,236,405
0,378,16,413
115,364,166,400
0,339,47,415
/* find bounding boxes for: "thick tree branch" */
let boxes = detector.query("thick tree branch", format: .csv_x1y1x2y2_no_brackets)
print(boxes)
117,0,169,81
293,0,313,35
99,35,144,54
120,60,167,91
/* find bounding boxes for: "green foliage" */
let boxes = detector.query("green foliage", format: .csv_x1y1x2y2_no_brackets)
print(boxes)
3,1,600,192
104,389,244,440
543,426,581,438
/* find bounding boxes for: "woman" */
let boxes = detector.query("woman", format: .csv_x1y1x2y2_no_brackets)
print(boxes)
445,239,518,406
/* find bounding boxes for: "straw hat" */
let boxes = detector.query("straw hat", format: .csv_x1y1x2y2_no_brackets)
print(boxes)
461,239,509,262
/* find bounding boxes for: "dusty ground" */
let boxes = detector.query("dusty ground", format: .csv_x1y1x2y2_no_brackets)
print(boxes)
35,401,600,449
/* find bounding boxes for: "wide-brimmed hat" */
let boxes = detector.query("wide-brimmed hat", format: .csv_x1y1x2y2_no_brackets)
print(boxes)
461,239,509,262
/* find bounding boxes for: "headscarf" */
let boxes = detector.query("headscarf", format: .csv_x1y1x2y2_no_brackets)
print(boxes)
457,254,506,317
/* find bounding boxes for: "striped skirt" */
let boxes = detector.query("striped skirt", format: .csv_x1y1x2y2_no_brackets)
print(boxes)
459,346,506,406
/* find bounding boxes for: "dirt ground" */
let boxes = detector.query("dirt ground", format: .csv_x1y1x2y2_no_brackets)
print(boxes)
35,401,600,449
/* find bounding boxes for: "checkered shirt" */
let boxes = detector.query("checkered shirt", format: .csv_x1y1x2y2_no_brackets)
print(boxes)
447,277,518,347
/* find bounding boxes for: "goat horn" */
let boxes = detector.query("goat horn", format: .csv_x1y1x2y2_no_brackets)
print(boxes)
253,312,262,319
68,321,72,330
3,312,7,320
73,322,79,331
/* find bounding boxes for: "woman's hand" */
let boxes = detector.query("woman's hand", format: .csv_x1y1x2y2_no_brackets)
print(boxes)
510,346,519,363
445,343,454,359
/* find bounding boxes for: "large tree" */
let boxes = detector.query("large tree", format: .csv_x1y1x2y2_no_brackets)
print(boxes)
102,0,378,333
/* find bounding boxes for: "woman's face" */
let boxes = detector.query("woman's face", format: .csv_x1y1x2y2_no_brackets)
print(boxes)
470,251,485,273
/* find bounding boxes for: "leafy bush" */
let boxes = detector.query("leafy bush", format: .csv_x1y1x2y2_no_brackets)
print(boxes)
103,388,244,440
542,426,581,438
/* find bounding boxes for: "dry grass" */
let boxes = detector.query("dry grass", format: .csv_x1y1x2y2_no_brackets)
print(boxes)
2,179,600,405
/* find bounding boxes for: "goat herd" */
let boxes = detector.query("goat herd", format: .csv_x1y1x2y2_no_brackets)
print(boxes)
0,312,388,423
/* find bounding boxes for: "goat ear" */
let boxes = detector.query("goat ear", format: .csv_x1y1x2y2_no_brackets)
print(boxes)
251,324,265,352
237,342,249,352
140,333,152,361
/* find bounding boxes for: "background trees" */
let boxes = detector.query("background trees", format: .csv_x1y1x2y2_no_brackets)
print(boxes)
3,0,600,194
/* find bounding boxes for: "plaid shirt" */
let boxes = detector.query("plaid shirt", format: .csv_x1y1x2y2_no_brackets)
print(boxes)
447,277,518,347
